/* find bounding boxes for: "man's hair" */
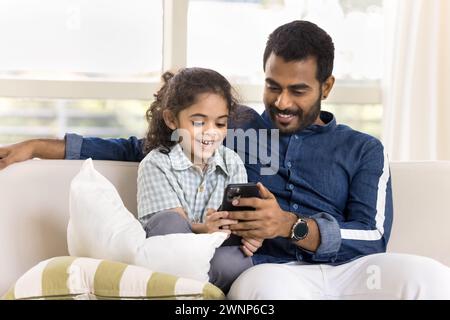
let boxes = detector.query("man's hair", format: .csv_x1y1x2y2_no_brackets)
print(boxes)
263,20,335,83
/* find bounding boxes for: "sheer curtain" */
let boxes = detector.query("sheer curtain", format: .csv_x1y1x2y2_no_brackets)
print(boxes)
382,0,450,160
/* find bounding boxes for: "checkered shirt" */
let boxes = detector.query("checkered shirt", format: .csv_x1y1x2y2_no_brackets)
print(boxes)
137,144,247,223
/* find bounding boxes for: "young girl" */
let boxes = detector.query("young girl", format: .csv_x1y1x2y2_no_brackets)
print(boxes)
137,67,261,293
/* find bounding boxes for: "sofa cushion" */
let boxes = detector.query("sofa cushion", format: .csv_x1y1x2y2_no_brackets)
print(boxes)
2,256,224,300
67,159,227,283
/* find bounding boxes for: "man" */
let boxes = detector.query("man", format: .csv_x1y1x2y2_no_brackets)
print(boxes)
1,21,450,299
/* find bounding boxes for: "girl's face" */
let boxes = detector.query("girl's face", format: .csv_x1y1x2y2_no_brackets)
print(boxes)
164,93,229,164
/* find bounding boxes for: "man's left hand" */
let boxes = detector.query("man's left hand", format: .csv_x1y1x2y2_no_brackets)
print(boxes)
229,182,297,239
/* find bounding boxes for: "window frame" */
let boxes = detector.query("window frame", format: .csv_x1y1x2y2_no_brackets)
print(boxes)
0,0,381,105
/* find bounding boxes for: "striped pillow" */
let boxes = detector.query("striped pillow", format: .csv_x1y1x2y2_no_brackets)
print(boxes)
3,256,224,300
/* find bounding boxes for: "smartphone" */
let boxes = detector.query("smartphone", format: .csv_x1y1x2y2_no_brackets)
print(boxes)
219,183,261,212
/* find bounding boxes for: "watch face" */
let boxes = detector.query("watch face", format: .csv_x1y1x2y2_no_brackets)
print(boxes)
294,220,308,239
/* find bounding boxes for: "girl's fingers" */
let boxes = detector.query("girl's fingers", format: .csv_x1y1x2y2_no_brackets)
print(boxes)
244,238,263,248
217,218,238,227
242,239,258,252
240,245,254,257
206,211,229,222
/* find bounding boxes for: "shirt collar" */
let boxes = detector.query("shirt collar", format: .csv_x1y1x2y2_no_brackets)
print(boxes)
168,144,192,170
261,110,336,134
211,146,229,176
168,144,229,176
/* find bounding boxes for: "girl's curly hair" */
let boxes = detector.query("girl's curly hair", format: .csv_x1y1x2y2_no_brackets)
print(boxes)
143,67,239,155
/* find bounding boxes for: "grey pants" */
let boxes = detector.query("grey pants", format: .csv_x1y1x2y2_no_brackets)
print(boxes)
142,211,253,293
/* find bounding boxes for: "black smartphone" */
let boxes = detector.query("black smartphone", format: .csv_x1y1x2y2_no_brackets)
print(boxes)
219,183,261,212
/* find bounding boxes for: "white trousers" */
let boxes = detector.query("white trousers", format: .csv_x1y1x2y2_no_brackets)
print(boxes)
228,253,450,300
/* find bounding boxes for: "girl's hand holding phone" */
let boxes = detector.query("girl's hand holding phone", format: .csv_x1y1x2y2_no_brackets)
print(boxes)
191,208,238,234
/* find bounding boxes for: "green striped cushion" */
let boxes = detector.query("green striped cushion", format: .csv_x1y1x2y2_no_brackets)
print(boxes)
3,257,224,300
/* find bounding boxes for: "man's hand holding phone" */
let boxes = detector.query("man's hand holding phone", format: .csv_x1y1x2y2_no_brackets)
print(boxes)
228,182,295,240
218,183,265,256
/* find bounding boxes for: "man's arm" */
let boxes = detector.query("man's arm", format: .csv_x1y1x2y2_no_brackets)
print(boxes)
0,134,145,170
0,139,65,169
64,133,145,162
229,140,393,264
328,140,393,262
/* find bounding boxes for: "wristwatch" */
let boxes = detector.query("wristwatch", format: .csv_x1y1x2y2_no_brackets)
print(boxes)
290,218,309,241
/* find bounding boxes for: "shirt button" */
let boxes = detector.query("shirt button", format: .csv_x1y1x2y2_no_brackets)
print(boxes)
287,162,292,168
293,203,299,210
288,184,294,190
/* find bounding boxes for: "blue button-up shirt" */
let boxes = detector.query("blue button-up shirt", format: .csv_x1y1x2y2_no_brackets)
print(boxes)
65,105,393,265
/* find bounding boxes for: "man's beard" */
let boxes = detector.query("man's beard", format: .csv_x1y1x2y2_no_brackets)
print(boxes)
267,91,322,134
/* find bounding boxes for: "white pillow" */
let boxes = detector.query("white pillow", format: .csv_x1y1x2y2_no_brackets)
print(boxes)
67,159,227,283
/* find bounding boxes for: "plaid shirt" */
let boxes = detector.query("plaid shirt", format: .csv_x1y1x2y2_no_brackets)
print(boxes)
137,144,247,223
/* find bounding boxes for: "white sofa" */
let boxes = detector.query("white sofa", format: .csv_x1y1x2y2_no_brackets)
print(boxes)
1,159,449,296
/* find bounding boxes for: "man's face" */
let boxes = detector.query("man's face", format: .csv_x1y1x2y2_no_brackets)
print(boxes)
263,53,323,134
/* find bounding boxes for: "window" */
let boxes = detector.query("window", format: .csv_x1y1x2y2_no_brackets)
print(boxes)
0,98,149,145
0,0,385,146
188,0,384,136
187,0,383,83
322,104,382,138
0,0,163,81
0,0,162,145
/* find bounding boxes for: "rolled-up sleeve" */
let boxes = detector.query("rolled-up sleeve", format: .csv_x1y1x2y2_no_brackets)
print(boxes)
299,212,342,262
63,133,145,162
64,133,83,160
